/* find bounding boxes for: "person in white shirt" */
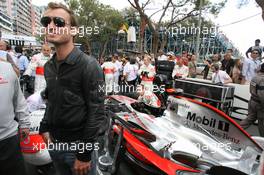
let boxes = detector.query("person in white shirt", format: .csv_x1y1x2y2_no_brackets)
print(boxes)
211,63,233,85
101,56,116,94
241,49,261,84
157,50,167,61
172,58,189,79
138,54,156,91
0,61,30,175
123,57,138,87
112,55,122,92
26,91,46,113
23,44,52,93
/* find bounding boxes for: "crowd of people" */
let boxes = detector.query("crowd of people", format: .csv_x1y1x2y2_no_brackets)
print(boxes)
1,36,263,98
97,40,264,139
98,39,263,93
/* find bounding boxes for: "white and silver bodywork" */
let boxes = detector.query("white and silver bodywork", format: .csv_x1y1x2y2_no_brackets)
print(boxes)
110,95,262,175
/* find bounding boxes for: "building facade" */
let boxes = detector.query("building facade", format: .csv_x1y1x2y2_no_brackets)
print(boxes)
0,10,13,34
0,0,12,35
0,0,13,17
12,0,33,36
0,0,38,36
31,5,44,36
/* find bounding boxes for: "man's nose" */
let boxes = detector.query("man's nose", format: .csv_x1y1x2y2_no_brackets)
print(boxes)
47,20,56,29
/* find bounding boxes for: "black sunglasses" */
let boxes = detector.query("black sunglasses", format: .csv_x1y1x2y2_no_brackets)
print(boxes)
40,16,69,27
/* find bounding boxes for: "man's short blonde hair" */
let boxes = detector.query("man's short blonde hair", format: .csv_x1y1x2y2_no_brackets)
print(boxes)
47,2,78,27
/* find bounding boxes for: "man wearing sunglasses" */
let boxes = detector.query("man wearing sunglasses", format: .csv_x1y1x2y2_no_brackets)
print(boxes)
39,3,105,175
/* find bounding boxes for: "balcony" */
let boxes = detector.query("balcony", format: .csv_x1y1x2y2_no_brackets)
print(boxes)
0,23,12,32
0,11,12,25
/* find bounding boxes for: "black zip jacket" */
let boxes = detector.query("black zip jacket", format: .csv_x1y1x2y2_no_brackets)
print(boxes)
39,47,105,161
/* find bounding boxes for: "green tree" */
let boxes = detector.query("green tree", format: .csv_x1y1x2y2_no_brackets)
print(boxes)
68,0,125,57
127,0,227,56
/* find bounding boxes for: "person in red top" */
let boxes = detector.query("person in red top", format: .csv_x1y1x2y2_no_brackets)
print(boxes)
23,44,52,93
138,55,156,91
101,56,116,94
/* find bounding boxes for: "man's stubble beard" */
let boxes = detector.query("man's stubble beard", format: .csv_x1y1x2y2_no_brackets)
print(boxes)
47,36,71,47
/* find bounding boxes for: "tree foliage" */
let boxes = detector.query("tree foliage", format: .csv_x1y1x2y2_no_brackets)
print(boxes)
68,0,125,56
67,0,228,56
127,0,227,55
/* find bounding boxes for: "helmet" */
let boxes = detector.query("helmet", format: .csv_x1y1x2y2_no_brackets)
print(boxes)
21,93,51,165
140,90,161,108
20,109,52,165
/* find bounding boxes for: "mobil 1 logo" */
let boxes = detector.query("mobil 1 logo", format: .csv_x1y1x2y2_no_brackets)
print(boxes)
187,112,230,132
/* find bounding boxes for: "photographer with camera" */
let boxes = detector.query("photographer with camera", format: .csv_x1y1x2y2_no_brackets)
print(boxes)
138,55,156,91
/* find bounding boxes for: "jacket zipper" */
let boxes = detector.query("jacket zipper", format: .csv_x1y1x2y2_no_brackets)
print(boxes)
53,60,60,125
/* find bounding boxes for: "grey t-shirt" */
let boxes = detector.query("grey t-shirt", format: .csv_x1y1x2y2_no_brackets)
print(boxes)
0,61,30,141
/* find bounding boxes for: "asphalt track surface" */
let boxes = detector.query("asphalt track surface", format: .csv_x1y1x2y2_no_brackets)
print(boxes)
233,118,259,136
